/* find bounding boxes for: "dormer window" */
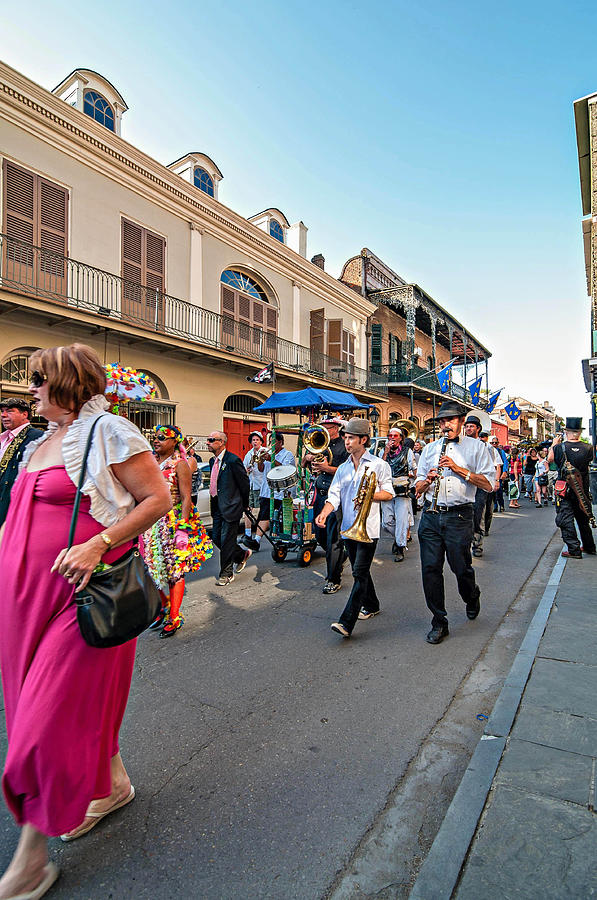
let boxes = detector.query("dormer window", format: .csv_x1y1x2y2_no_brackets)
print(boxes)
83,90,115,131
194,167,215,198
269,220,284,242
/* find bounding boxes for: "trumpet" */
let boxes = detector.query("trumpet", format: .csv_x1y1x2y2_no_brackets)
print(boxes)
303,424,332,464
248,447,269,468
341,466,377,543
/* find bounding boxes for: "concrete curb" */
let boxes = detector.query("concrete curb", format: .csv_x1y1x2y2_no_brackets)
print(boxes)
409,552,567,900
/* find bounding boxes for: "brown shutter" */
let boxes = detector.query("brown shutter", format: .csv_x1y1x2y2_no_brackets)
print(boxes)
237,293,251,324
122,219,143,301
265,306,277,333
328,319,342,361
310,308,325,354
221,286,236,317
145,231,165,295
3,162,36,247
39,178,68,257
252,302,264,327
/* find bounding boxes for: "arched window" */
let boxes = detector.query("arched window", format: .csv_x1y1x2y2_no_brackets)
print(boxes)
194,167,215,197
221,270,269,303
269,220,284,242
0,349,39,385
83,90,115,131
223,393,265,413
220,269,278,351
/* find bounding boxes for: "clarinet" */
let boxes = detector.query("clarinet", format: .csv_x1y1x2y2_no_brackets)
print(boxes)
428,434,450,513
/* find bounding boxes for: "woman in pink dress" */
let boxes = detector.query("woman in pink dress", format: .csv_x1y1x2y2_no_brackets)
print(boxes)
0,344,171,900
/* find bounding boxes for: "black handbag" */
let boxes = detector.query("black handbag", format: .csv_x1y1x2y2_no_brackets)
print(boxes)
67,415,162,648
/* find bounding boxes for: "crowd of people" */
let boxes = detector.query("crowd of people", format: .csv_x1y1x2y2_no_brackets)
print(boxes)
0,342,594,899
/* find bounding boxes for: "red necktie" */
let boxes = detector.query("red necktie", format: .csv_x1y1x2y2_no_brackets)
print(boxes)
210,457,220,497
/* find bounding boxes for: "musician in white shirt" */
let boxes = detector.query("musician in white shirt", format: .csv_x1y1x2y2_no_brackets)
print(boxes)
414,401,495,645
316,418,393,638
249,434,295,550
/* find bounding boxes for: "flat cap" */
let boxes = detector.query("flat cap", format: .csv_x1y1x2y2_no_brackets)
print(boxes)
0,397,31,412
342,417,370,436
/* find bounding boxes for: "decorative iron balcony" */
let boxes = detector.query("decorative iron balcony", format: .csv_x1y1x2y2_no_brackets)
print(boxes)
372,363,479,406
0,235,387,397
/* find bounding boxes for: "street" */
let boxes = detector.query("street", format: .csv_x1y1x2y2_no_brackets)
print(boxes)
0,503,558,899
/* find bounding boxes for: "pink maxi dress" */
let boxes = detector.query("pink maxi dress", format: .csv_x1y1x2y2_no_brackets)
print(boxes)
0,465,135,836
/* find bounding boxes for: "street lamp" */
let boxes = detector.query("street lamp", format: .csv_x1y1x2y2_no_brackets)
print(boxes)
368,406,380,436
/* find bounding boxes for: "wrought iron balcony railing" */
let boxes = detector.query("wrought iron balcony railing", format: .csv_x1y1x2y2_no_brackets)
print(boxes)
0,235,387,397
371,363,480,406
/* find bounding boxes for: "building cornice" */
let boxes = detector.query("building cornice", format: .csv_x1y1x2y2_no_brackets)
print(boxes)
0,61,374,321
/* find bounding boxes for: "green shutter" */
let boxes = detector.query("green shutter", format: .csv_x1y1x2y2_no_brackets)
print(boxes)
371,323,382,370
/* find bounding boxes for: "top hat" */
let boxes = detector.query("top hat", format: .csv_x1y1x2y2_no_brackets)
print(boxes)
342,417,370,436
565,417,583,431
0,397,31,413
465,414,482,428
435,400,467,420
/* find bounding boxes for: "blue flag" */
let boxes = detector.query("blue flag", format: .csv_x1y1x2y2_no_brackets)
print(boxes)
469,376,483,406
437,361,454,394
504,400,521,421
485,390,501,414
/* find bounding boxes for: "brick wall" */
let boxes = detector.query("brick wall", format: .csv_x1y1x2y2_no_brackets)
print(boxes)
370,305,451,368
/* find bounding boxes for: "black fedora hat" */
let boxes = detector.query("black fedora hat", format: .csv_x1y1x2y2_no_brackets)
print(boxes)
465,414,482,428
435,400,467,420
565,417,583,431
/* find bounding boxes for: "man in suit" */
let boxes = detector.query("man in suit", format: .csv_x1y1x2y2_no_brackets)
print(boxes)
0,398,44,526
207,430,251,585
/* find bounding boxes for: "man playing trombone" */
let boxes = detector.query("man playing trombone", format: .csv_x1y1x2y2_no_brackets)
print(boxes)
414,401,495,645
315,418,393,638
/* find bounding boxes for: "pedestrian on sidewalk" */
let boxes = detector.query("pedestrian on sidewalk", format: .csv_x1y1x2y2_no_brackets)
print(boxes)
523,447,538,499
0,397,44,526
489,435,508,511
0,344,172,898
508,448,521,508
208,431,251,585
315,418,393,638
547,418,596,559
415,400,495,644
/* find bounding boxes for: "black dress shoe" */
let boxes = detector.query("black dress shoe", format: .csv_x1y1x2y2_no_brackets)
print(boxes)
426,624,449,644
391,541,398,555
394,547,405,562
466,596,481,620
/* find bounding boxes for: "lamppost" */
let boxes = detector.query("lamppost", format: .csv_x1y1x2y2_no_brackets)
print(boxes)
368,406,380,437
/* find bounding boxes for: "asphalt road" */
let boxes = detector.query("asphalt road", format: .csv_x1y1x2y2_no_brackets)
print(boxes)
0,500,558,899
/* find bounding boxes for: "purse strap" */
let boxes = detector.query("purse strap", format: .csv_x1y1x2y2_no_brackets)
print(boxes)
67,415,107,550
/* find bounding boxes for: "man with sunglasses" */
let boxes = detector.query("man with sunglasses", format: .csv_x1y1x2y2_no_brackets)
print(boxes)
207,431,251,585
0,396,44,526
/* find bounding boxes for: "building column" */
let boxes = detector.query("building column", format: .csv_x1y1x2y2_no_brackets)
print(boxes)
292,282,301,344
360,322,367,369
189,223,203,307
430,316,437,368
405,292,416,371
462,332,468,388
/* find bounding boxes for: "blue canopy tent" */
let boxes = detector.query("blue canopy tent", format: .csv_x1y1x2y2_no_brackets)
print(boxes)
252,387,370,414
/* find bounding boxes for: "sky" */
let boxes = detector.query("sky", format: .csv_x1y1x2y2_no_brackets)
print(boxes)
3,0,597,423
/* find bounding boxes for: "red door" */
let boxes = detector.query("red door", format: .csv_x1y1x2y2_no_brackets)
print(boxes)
223,418,268,459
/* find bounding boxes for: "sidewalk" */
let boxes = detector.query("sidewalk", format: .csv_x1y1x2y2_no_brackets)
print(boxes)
410,547,597,899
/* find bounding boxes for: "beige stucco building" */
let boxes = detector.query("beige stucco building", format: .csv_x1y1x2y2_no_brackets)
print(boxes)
0,62,386,456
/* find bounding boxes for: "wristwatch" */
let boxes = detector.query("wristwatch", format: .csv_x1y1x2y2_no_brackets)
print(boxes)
99,532,112,548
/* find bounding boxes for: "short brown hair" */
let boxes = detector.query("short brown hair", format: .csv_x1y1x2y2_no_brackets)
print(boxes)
29,344,106,413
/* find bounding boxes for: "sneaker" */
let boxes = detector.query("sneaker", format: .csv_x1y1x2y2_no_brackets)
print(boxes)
472,549,483,558
322,581,341,594
358,608,380,620
331,622,350,638
216,574,235,585
234,548,252,574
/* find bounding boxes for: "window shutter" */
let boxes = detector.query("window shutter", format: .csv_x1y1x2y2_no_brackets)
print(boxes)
265,306,277,333
39,178,68,258
342,329,355,365
348,332,355,364
371,323,383,368
145,231,165,296
310,308,325,354
328,319,342,361
221,287,236,317
3,162,36,247
252,302,264,327
237,294,251,324
122,219,143,295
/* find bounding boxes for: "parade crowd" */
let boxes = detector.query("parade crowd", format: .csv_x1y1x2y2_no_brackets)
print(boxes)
0,343,594,900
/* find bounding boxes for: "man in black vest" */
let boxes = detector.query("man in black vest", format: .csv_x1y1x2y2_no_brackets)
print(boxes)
0,398,44,526
207,430,251,586
547,417,596,558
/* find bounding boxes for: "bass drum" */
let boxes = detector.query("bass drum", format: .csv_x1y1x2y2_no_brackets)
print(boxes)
266,465,298,493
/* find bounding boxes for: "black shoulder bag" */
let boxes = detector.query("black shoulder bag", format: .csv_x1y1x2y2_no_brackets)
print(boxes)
67,415,162,648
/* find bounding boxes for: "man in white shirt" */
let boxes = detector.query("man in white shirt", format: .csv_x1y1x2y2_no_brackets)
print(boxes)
316,418,393,638
250,433,296,549
464,416,501,557
242,431,267,546
415,401,495,644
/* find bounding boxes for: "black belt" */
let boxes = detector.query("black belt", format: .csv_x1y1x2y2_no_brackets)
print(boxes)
423,502,473,514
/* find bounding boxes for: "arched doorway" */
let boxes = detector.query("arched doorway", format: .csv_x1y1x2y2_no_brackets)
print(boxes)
223,392,268,459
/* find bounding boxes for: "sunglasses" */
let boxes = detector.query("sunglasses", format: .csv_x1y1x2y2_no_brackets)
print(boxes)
30,370,47,388
206,437,220,443
155,433,174,442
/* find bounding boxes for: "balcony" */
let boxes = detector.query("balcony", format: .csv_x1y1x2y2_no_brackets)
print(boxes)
0,235,387,397
372,363,478,406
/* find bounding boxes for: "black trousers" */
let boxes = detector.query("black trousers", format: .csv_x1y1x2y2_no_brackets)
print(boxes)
211,498,245,577
494,482,505,510
555,494,596,555
338,538,379,633
313,493,345,584
484,491,495,535
418,506,480,627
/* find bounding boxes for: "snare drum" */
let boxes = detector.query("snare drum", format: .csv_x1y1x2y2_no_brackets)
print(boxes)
266,465,298,493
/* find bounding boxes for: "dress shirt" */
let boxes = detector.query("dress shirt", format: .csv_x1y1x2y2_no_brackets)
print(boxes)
259,448,296,500
487,444,502,473
327,450,393,539
415,435,496,507
243,448,266,491
0,423,29,461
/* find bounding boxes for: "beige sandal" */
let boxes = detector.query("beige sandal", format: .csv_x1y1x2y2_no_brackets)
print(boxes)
5,862,59,900
60,786,135,842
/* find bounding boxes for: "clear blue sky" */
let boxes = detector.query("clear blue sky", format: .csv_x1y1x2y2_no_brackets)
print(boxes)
4,0,597,422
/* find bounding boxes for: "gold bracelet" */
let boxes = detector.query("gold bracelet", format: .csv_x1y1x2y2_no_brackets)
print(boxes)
99,532,112,548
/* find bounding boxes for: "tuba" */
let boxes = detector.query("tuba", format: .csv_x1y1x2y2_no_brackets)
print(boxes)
341,467,377,543
303,424,332,463
391,419,419,441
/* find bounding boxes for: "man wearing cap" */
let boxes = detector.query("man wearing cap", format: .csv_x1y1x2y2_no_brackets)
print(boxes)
414,400,495,644
305,417,349,593
489,436,509,512
382,427,416,562
547,418,596,559
315,418,393,638
0,398,44,526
